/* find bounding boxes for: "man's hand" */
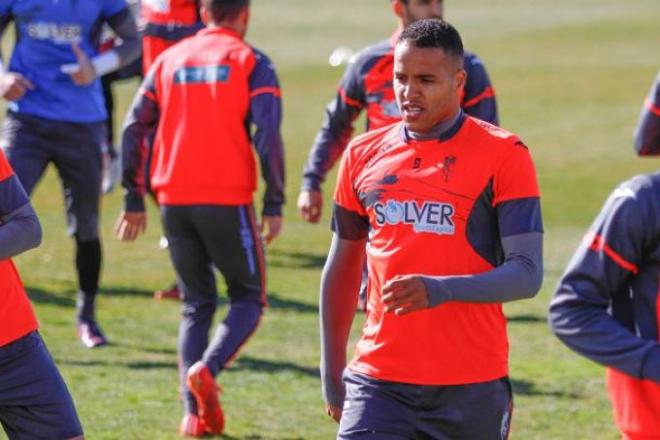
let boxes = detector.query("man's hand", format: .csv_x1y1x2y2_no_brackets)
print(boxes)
260,215,283,245
114,211,147,242
325,403,342,423
63,43,97,86
0,73,34,101
297,190,323,223
382,275,430,315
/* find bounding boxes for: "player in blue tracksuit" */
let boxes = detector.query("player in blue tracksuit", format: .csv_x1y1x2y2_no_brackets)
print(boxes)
0,0,141,348
549,73,660,438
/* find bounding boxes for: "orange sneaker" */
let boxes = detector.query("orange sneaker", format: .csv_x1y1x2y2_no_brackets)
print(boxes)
186,362,224,435
154,283,181,300
179,413,206,437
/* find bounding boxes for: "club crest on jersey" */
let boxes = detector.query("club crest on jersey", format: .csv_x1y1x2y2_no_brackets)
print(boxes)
373,199,455,235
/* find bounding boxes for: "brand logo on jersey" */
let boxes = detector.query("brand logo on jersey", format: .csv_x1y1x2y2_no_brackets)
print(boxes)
174,65,231,84
27,22,81,44
440,155,456,182
413,158,422,169
373,199,455,235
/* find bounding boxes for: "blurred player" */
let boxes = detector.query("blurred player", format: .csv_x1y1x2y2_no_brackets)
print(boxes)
143,0,205,301
142,0,204,73
0,0,140,348
549,73,660,439
634,70,660,156
0,149,84,439
115,0,284,435
298,0,498,224
320,19,542,438
100,0,143,195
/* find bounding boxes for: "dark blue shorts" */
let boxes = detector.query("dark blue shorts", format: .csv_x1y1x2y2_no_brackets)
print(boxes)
0,332,83,439
0,111,105,241
338,371,512,440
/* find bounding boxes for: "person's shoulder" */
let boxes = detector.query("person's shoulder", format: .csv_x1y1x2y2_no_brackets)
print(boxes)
248,46,275,67
465,116,523,148
463,50,487,69
618,171,660,201
347,122,402,159
349,39,392,71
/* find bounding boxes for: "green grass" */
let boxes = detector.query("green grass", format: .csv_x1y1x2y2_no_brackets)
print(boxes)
4,0,660,438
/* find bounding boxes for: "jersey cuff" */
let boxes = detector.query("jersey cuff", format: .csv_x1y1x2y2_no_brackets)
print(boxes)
301,175,322,192
262,203,282,217
124,192,145,212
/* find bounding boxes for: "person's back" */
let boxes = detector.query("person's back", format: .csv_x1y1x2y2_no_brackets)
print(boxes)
148,29,258,205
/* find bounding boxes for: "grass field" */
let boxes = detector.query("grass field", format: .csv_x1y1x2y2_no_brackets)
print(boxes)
4,0,660,438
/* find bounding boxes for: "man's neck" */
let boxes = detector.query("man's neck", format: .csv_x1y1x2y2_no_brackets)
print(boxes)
406,110,462,141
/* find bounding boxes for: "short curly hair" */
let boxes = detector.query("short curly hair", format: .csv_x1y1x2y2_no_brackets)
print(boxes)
398,18,463,60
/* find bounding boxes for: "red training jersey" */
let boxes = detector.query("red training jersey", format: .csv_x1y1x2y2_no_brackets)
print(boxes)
0,150,38,347
333,116,540,385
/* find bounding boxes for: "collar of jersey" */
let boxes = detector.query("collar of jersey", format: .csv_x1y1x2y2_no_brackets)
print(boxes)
199,26,242,40
401,110,466,144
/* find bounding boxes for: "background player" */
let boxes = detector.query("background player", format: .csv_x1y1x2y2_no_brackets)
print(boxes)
320,19,542,438
298,0,498,223
634,70,660,156
0,149,84,439
0,0,140,348
549,73,660,439
115,0,284,435
142,0,205,301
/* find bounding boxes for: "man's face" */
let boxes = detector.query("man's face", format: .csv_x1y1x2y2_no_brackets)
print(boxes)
399,0,444,27
393,41,465,134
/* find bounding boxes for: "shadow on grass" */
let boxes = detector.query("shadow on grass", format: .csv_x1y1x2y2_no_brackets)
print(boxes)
56,358,177,370
511,378,580,398
25,287,75,307
102,286,157,298
507,314,547,324
233,355,320,378
222,435,304,440
215,292,317,314
268,249,326,269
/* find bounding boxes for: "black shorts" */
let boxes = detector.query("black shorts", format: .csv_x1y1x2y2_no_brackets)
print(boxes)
0,332,83,439
0,111,105,241
338,371,513,439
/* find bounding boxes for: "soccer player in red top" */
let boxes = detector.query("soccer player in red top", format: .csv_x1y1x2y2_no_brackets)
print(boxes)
298,0,498,224
115,0,284,436
0,149,84,439
320,19,543,438
549,75,660,439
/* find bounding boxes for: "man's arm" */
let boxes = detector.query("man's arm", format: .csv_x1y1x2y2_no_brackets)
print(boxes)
114,68,159,241
298,56,366,223
0,11,35,101
0,152,41,259
633,71,660,156
383,199,543,314
462,53,498,126
320,233,366,416
248,50,285,244
62,6,141,85
549,176,660,382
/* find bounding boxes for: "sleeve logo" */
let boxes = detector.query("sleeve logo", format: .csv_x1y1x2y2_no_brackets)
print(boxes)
374,199,455,235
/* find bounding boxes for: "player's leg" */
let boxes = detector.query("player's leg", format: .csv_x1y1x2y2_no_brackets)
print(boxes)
338,371,417,439
197,204,265,374
416,377,513,440
53,121,106,348
0,332,84,439
184,204,266,435
0,112,52,195
100,71,120,194
161,205,217,436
